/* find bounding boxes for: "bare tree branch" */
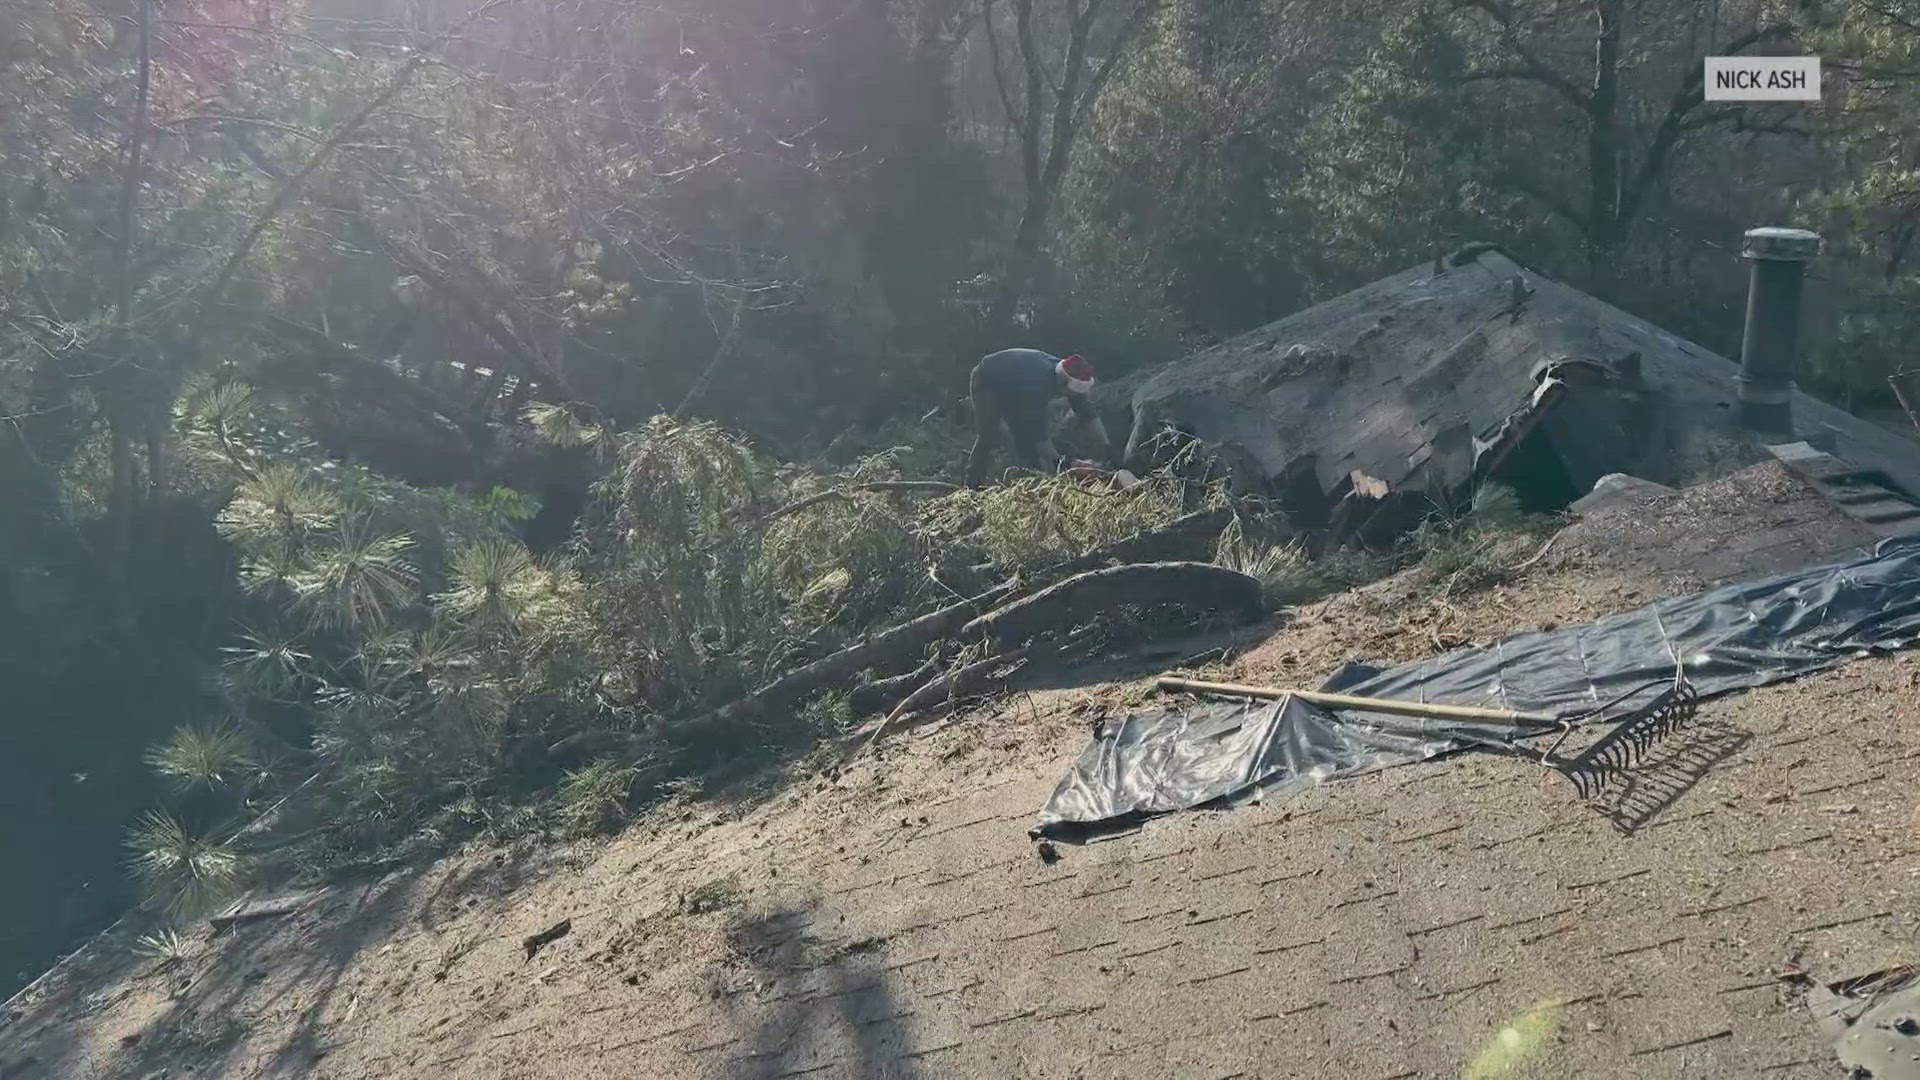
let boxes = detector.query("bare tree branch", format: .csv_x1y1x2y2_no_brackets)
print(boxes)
105,0,154,589
1453,0,1588,109
1074,0,1160,130
1460,66,1583,93
1040,0,1096,192
1618,22,1794,227
255,315,486,445
1491,166,1589,230
987,0,1161,330
1012,0,1046,192
203,0,524,311
981,0,1024,137
113,0,153,338
672,291,746,418
365,221,569,394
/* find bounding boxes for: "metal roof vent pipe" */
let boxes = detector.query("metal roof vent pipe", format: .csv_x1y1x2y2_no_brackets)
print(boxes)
1737,227,1824,436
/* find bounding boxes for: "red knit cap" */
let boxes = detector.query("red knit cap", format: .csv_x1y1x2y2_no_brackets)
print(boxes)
1058,354,1095,384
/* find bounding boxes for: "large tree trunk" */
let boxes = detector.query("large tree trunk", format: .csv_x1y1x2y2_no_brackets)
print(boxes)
145,419,166,499
989,192,1053,334
982,0,1161,338
106,403,135,591
106,0,153,597
1584,0,1623,294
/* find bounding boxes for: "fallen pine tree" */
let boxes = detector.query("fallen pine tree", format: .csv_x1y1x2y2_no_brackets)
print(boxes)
672,504,1249,734
558,496,1258,760
659,579,1021,747
672,560,1265,754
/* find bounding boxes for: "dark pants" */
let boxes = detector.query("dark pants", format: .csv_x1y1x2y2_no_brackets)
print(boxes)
965,366,1051,485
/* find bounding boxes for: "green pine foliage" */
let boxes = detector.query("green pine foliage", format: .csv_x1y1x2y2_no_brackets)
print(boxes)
9,0,1920,999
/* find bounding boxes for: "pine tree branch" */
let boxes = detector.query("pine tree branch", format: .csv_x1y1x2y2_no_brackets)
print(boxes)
202,0,523,312
1453,0,1588,110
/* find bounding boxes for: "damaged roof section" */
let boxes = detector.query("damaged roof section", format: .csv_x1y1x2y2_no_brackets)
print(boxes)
1111,246,1920,536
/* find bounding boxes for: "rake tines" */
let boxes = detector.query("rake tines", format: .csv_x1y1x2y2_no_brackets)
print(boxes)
1151,673,1707,806
1558,677,1701,800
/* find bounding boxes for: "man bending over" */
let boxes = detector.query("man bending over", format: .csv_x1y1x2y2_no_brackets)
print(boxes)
963,349,1111,486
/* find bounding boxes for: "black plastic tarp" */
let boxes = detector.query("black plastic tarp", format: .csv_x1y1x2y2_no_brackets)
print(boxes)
1034,535,1920,839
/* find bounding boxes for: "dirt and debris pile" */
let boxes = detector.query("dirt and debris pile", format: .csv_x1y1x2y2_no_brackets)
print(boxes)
1570,473,1676,514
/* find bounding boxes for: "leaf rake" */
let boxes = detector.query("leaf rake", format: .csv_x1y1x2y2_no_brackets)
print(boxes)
1155,670,1702,797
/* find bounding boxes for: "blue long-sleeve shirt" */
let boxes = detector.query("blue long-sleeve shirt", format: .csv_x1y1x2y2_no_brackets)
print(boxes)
974,349,1097,430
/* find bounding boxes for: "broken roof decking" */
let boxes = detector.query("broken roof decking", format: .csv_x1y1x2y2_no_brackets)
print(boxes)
1114,247,1920,506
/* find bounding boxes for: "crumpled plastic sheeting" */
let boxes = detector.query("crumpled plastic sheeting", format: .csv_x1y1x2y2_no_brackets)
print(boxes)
1034,535,1920,839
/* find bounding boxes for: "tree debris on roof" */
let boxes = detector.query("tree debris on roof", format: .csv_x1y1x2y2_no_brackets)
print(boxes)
1107,246,1920,539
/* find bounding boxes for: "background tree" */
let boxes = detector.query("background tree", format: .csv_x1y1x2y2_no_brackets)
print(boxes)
1805,0,1920,409
979,0,1165,339
5,0,1920,1002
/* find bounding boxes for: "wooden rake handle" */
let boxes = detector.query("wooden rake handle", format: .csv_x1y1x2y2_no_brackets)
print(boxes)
1154,677,1563,729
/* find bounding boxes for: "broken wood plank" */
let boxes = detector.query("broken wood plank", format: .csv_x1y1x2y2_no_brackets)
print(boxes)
1349,470,1390,500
